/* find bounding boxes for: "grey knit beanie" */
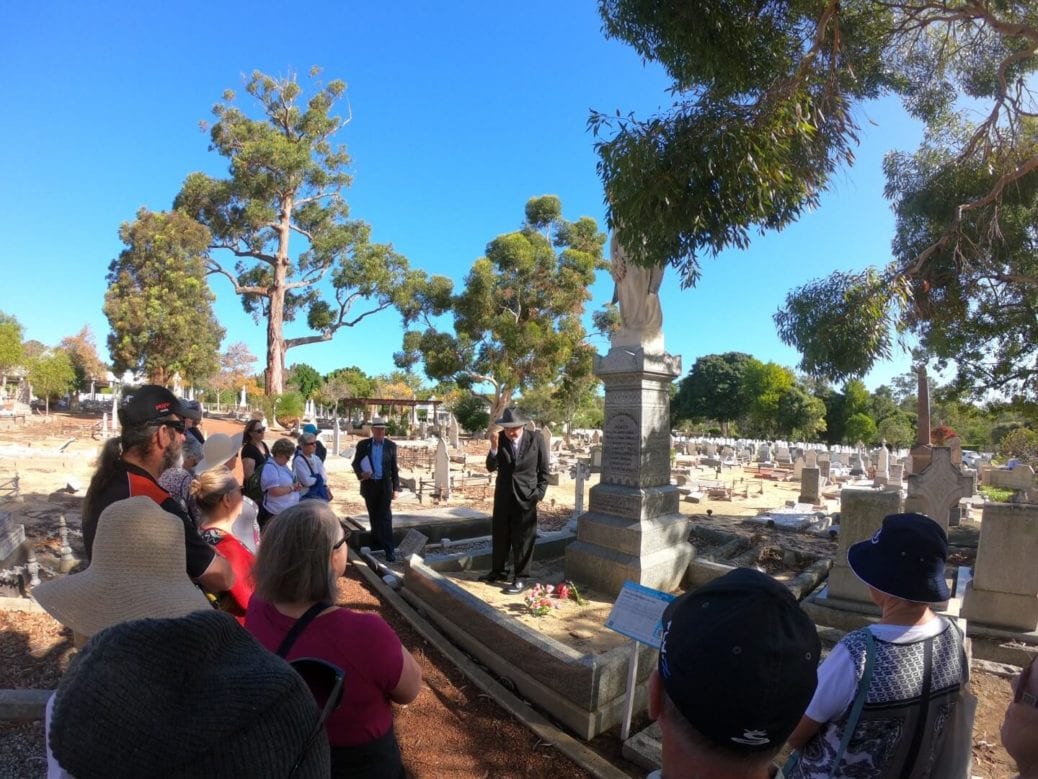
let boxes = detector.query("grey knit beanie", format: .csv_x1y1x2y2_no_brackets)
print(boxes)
50,610,330,778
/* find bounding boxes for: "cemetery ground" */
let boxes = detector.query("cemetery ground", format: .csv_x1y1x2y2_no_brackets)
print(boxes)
0,414,1020,778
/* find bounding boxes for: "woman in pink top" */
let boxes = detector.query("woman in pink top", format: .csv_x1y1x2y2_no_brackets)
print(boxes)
245,501,422,778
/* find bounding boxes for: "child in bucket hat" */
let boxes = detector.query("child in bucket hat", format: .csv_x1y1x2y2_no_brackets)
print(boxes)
47,610,330,778
787,512,967,778
649,567,820,778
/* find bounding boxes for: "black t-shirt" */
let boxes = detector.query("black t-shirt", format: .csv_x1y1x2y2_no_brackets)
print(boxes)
241,441,270,469
81,460,216,579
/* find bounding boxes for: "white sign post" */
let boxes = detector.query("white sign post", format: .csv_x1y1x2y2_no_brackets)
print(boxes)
605,581,675,740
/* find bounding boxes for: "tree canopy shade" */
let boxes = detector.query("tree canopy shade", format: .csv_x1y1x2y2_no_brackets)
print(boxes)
174,68,452,396
594,1,1038,398
395,196,607,426
103,209,224,386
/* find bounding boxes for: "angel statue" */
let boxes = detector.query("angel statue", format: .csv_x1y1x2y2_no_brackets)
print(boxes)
610,230,665,352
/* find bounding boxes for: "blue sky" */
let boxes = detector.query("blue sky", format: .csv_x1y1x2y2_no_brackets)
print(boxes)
2,2,922,392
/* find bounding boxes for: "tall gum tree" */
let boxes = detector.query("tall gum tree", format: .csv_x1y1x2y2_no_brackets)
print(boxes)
395,196,607,429
175,68,451,395
593,1,1038,398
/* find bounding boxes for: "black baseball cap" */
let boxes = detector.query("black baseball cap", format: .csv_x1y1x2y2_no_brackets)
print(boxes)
658,568,820,753
118,385,186,428
847,512,950,603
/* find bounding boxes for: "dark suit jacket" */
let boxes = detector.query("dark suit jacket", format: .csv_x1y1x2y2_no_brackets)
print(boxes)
486,429,549,511
352,437,400,499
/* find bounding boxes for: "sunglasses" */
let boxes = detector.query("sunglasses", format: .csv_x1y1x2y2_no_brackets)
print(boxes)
152,419,186,434
288,658,345,776
1014,658,1038,709
333,522,351,550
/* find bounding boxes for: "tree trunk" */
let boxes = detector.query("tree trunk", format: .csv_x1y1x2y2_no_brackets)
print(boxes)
265,197,294,396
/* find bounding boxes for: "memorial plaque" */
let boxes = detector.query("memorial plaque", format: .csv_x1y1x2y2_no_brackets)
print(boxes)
603,413,640,479
605,581,675,648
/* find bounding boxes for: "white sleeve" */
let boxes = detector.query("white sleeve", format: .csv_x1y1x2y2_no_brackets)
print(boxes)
803,643,859,724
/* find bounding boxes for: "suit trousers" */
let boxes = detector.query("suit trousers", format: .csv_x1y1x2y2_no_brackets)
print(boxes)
491,493,537,579
364,485,395,559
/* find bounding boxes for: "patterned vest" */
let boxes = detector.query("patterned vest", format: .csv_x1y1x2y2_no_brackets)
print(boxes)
791,619,965,779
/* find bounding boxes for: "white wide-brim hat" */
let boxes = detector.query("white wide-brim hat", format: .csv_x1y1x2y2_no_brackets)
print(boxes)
33,497,211,638
196,432,244,473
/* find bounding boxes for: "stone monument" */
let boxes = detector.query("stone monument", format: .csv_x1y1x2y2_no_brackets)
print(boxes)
565,241,692,596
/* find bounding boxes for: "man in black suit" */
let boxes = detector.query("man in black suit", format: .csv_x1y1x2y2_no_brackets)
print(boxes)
351,417,400,561
481,408,549,594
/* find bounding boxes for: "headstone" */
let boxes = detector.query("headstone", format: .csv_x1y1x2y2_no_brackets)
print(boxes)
805,450,818,468
449,414,460,449
396,529,429,559
775,446,791,465
792,456,806,480
573,463,587,518
589,445,603,473
818,459,831,480
566,348,692,597
874,447,890,487
903,447,974,531
0,510,26,562
889,462,904,485
332,419,341,457
434,438,450,499
962,503,1038,631
827,487,903,604
798,467,821,505
848,452,866,477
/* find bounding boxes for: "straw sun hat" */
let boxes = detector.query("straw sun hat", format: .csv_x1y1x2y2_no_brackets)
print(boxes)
33,497,211,638
195,432,244,474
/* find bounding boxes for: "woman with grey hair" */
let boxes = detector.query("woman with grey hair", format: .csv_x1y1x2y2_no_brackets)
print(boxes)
246,501,422,778
158,435,205,525
295,431,332,501
259,437,302,523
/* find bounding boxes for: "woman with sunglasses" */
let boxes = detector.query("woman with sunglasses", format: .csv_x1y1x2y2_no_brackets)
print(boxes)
241,419,270,481
246,502,422,778
1003,656,1038,778
191,466,256,624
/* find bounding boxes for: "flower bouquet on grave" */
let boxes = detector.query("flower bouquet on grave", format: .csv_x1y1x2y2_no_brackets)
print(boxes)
561,579,588,606
524,584,561,617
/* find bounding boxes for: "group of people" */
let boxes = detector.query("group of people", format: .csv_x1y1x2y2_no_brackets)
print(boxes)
35,386,421,777
241,419,333,525
27,388,1038,777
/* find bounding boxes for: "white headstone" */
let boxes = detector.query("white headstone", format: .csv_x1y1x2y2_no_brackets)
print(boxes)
434,437,451,498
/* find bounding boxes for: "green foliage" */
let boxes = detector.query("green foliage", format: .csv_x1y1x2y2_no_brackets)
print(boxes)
876,413,914,448
453,394,491,434
28,349,75,414
315,365,373,415
741,359,795,436
979,485,1014,503
672,352,752,431
775,386,827,440
597,2,1038,397
998,427,1038,466
103,209,224,386
174,69,452,395
396,197,607,427
288,363,323,400
0,312,24,376
844,412,878,445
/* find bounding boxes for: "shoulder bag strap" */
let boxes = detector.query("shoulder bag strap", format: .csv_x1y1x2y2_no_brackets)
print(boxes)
275,601,331,658
832,629,877,772
295,452,316,476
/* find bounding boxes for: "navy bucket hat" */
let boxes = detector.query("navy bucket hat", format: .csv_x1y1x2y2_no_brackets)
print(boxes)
847,512,950,603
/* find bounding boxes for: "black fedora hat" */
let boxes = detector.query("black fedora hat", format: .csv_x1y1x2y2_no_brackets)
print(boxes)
494,408,528,429
848,512,950,603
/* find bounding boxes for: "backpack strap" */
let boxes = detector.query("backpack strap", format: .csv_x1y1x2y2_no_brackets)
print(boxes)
832,629,877,772
275,601,332,658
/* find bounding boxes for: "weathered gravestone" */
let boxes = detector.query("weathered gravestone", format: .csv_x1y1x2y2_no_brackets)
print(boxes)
396,529,429,560
903,447,974,529
0,509,26,563
826,487,903,605
566,348,692,597
434,438,451,499
798,467,821,505
962,502,1038,632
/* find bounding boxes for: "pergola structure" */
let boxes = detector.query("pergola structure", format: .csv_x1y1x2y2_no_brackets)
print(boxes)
335,397,444,425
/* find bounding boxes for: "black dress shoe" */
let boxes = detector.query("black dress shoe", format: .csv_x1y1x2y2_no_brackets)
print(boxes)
504,580,527,595
478,571,506,583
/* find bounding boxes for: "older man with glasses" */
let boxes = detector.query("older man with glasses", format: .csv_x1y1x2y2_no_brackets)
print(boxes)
81,385,234,594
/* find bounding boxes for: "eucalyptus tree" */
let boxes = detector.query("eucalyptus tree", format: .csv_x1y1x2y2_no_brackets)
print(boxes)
175,68,451,395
